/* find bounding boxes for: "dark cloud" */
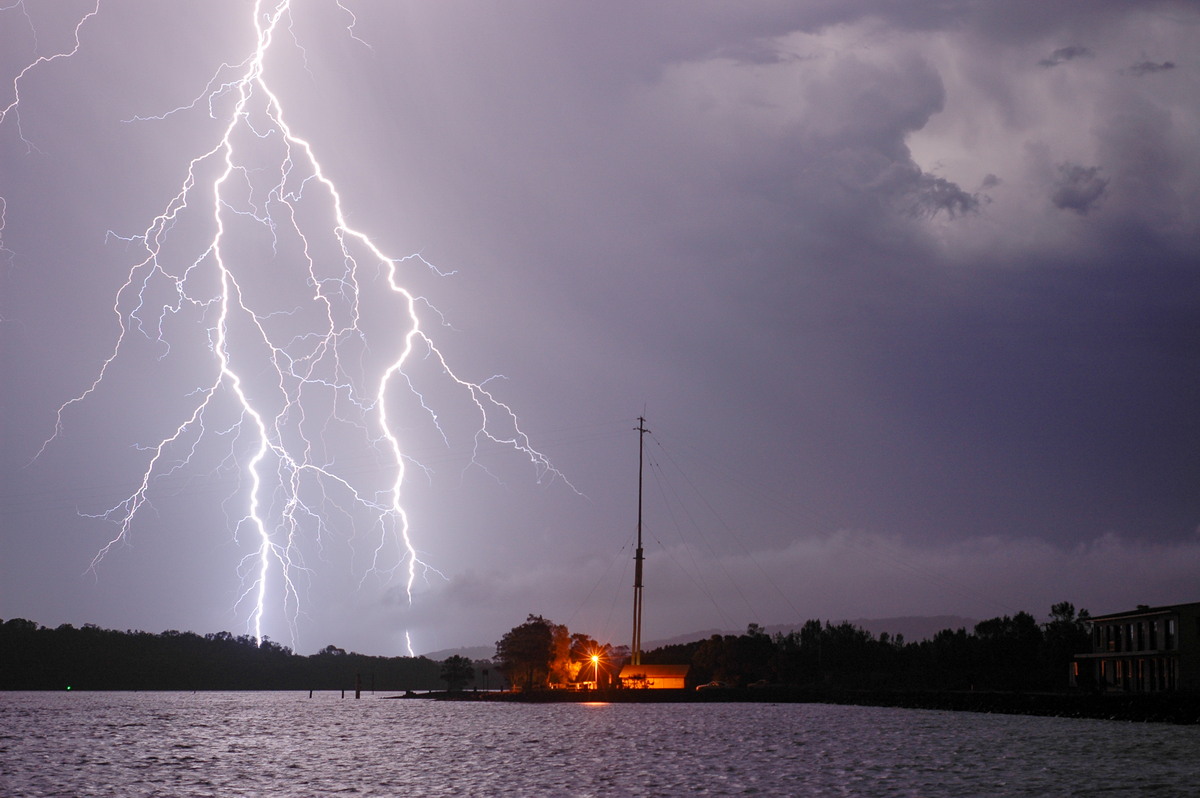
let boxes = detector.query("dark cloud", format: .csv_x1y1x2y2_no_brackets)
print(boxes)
911,172,980,218
1050,163,1108,214
1038,45,1094,67
1126,60,1176,77
871,163,980,218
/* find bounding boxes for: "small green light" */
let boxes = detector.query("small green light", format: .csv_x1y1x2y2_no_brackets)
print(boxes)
66,686,72,691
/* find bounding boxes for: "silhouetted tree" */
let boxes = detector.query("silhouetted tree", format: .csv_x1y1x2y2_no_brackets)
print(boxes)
768,630,805,685
494,614,558,691
1042,601,1091,689
974,611,1044,690
913,626,975,690
690,634,727,685
548,622,573,687
718,625,776,686
440,655,474,692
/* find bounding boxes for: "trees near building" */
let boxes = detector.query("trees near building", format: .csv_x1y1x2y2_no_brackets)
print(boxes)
494,614,561,691
490,602,1097,695
1042,601,1092,688
570,633,619,688
691,625,776,687
494,615,612,690
548,622,572,687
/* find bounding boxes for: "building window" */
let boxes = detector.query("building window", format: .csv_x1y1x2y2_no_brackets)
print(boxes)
1166,619,1176,650
1149,620,1157,650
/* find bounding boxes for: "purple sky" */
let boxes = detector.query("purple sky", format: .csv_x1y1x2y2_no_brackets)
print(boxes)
2,1,1198,656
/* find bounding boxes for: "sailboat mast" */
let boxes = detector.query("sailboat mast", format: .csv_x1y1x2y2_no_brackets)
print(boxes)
631,416,648,666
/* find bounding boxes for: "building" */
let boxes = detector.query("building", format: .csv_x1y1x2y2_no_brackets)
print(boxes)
1074,602,1200,692
618,664,690,689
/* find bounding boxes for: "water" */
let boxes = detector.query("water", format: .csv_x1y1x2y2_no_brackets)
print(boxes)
2,692,1198,796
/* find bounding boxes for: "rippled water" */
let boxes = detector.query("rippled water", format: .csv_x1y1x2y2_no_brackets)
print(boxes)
2,692,1198,796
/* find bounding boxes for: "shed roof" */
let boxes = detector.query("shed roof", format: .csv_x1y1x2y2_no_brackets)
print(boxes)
618,664,690,679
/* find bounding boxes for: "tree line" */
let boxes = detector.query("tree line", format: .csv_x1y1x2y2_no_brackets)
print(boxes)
0,618,488,692
493,603,1094,692
4,601,1092,693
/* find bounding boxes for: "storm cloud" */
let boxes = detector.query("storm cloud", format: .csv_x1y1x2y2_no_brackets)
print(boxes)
1051,163,1109,214
1038,45,1095,68
1127,60,1176,77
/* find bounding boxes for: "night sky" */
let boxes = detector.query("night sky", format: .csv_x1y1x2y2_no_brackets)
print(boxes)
2,1,1198,656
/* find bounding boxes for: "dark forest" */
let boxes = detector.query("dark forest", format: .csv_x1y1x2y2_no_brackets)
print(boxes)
4,602,1092,694
0,619,461,692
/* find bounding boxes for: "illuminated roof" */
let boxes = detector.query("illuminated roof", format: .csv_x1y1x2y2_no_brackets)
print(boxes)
618,664,690,679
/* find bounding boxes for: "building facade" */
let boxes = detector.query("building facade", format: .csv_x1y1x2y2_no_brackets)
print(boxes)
618,664,690,689
1074,602,1200,692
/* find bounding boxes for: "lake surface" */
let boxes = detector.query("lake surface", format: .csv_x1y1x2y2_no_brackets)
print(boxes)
2,691,1198,796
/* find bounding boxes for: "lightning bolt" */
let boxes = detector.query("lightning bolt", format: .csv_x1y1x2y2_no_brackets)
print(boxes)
4,1,570,654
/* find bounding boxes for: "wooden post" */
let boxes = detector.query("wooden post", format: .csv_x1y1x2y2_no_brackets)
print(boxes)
355,672,361,699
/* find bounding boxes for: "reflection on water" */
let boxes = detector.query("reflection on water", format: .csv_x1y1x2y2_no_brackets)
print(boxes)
2,691,1198,796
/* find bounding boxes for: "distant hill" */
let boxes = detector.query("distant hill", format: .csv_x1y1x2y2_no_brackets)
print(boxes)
423,645,494,662
645,616,979,649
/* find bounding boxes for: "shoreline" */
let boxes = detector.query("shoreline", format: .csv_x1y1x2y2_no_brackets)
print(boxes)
413,686,1200,724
